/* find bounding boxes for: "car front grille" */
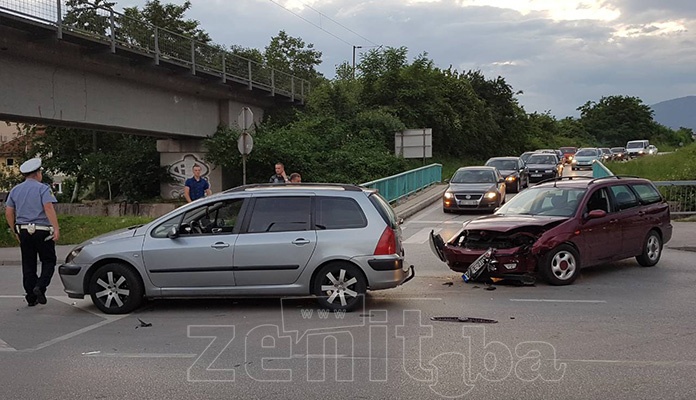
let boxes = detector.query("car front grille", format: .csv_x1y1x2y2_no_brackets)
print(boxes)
454,194,483,201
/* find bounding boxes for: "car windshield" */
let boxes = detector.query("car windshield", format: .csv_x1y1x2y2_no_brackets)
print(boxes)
575,149,598,156
611,147,624,152
626,142,645,149
486,160,518,170
496,187,587,217
451,170,496,183
560,148,575,154
526,154,556,165
520,152,533,163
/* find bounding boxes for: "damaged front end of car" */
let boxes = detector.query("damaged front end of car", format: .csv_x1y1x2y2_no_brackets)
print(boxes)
430,217,569,282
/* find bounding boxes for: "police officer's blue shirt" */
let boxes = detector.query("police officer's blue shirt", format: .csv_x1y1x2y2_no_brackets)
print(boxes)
6,178,57,225
185,177,209,201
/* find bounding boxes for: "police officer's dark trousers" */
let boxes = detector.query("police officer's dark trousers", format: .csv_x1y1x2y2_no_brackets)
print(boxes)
19,229,56,296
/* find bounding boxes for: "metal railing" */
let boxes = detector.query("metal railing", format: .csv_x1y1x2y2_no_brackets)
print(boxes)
654,181,696,216
362,164,442,203
0,0,309,102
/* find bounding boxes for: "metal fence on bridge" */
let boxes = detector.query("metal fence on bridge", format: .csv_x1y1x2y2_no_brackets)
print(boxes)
0,0,310,102
362,164,442,203
654,181,696,216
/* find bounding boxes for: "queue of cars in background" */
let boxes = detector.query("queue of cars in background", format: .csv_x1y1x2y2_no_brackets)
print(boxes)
443,140,658,214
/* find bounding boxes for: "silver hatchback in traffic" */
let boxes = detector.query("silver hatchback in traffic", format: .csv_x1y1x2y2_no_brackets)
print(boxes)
59,183,414,314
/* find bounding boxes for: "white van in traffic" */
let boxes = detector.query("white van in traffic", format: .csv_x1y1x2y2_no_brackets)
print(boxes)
626,139,650,158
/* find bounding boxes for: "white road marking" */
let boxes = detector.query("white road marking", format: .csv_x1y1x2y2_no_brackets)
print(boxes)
30,315,128,352
84,353,197,358
404,220,464,225
403,228,442,244
558,359,696,367
406,202,441,221
510,299,607,303
0,295,128,352
0,337,16,352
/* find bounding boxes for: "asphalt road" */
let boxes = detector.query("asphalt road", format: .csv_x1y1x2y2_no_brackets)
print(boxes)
1,165,695,400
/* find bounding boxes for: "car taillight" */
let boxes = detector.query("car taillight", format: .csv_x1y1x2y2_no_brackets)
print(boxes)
374,227,397,255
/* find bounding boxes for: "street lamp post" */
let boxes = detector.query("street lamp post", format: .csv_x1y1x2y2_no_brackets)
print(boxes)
352,45,362,79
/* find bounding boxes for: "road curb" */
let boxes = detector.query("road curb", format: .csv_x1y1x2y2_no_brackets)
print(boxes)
396,185,447,220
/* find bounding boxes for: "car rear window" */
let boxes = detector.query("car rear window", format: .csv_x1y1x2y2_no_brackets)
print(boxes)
247,197,311,233
368,192,397,229
610,185,640,210
315,196,367,230
631,184,662,204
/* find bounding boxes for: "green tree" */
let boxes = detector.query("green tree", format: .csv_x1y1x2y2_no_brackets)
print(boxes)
265,30,323,82
33,128,170,202
63,0,116,35
577,95,656,146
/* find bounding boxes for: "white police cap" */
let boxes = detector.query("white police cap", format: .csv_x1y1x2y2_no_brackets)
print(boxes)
19,158,42,174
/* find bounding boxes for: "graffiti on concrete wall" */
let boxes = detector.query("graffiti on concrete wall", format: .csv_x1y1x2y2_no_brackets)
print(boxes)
166,154,210,199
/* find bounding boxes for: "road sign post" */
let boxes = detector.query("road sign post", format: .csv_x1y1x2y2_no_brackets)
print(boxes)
237,107,254,185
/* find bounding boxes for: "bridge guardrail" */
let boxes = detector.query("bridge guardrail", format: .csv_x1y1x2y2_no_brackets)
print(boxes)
362,164,442,203
654,181,696,216
0,0,309,102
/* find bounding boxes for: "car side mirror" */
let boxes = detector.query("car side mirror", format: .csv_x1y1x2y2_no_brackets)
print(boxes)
586,209,607,219
498,178,505,183
167,226,180,239
444,178,450,183
398,217,404,226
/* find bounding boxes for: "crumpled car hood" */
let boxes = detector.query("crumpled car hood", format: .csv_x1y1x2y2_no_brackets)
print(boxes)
462,214,568,233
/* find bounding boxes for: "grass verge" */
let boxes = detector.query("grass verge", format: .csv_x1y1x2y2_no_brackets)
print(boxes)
604,143,696,181
0,215,153,247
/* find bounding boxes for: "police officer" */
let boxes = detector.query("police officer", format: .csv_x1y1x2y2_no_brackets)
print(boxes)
4,158,60,307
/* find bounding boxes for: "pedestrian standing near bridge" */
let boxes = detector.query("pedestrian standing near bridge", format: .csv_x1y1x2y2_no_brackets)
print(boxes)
184,164,212,203
4,158,60,307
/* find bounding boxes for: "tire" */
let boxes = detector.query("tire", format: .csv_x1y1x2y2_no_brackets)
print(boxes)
541,244,580,285
313,262,367,311
443,208,453,214
88,263,144,314
636,230,662,267
514,180,520,193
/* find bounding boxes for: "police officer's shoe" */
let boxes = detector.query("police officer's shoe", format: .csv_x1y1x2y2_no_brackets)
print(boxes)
33,287,47,305
25,294,38,307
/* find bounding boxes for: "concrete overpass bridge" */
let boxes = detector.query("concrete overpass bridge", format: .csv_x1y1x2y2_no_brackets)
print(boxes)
0,0,310,197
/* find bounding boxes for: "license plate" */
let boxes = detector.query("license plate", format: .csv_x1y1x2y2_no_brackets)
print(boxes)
463,248,493,282
531,174,542,177
458,200,478,206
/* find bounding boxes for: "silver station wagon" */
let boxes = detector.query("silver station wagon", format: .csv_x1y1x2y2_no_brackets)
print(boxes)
59,183,414,314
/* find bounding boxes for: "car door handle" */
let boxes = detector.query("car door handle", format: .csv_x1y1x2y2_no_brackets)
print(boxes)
609,219,618,224
292,238,310,245
211,242,230,249
638,211,645,216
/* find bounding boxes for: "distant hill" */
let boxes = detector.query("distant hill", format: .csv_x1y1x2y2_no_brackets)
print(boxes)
651,96,696,130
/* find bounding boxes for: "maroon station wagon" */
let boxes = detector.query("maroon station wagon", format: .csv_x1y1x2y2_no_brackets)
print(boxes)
430,176,673,285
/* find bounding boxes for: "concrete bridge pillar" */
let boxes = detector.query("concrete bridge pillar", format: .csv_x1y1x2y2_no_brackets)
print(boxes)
157,100,265,200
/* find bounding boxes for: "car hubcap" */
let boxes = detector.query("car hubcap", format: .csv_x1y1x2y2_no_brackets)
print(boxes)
647,236,660,261
551,251,576,280
321,269,359,306
95,271,130,308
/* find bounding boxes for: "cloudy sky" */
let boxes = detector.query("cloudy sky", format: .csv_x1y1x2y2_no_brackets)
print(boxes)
121,0,696,117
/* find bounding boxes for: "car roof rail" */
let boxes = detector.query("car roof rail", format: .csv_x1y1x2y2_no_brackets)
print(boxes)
223,182,364,193
587,175,643,185
537,176,593,185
